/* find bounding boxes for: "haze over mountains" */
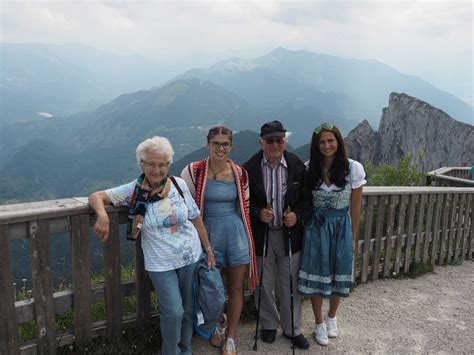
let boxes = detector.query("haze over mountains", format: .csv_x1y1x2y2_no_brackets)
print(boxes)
0,43,171,123
177,47,473,127
0,43,472,204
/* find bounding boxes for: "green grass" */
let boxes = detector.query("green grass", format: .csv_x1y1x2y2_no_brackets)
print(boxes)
406,261,434,279
57,323,162,354
16,264,160,351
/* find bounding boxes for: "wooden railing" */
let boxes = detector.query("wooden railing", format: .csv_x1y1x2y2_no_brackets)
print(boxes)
1,186,473,354
427,167,474,187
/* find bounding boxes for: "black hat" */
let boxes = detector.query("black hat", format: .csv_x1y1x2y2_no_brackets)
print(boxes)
260,120,287,139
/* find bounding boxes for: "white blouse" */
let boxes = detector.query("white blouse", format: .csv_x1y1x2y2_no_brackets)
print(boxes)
306,159,367,191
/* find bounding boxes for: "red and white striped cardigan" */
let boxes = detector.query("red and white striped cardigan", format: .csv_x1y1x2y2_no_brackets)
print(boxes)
181,157,258,291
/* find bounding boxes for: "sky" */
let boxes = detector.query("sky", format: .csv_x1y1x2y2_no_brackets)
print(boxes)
1,0,473,104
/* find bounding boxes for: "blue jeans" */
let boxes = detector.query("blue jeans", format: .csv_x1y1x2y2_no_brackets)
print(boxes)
148,261,198,355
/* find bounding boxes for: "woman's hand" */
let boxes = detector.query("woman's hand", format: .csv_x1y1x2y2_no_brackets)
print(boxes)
94,213,110,241
190,215,216,268
89,191,112,242
207,250,216,269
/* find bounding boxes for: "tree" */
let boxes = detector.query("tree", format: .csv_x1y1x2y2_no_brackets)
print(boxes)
366,154,425,186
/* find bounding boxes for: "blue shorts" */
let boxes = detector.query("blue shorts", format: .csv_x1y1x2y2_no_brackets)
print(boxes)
204,212,250,268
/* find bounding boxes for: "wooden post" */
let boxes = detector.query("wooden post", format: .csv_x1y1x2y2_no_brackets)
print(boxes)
422,194,435,263
103,212,122,336
403,194,418,272
135,240,152,334
439,194,451,265
372,195,387,280
394,195,408,273
29,220,57,355
461,194,472,260
71,214,92,349
383,195,397,277
468,196,474,260
414,194,427,262
361,196,375,283
0,225,20,355
430,194,444,264
454,194,467,262
446,194,459,263
353,195,367,276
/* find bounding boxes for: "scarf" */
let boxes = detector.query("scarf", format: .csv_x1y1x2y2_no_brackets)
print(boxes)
126,173,171,241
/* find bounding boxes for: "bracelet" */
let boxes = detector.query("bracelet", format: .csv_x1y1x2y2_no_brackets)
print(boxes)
205,245,213,253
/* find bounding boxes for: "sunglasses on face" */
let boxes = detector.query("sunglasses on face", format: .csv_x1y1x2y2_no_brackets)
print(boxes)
264,138,285,145
314,123,334,134
210,141,232,150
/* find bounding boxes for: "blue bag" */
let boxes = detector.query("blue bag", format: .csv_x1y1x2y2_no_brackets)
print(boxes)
192,252,226,339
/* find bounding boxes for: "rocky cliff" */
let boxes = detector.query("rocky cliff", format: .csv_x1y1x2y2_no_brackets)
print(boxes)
346,92,474,171
344,119,380,165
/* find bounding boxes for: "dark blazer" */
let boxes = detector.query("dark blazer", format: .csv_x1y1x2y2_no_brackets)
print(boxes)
243,150,311,256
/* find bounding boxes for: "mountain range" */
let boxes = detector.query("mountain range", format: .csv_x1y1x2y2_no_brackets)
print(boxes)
177,47,473,127
345,93,474,171
1,44,473,204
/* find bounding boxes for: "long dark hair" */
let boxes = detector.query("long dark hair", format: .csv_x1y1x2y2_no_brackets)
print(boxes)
307,124,349,189
207,125,233,143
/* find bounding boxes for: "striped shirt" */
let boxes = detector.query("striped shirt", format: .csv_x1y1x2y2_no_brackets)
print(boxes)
261,154,288,228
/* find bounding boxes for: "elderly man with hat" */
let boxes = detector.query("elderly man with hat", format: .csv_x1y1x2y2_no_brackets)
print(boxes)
243,120,310,350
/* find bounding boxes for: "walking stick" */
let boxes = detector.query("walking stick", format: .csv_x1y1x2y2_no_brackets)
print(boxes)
253,204,272,351
286,207,296,355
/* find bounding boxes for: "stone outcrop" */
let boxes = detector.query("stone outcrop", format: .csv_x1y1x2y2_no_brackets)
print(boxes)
344,119,379,166
346,92,474,171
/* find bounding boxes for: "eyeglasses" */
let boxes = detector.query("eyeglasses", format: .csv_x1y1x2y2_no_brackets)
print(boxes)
314,123,334,134
210,141,232,150
264,137,285,145
140,160,170,170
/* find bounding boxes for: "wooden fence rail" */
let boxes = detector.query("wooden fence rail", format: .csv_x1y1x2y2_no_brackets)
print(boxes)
1,186,473,354
428,167,474,187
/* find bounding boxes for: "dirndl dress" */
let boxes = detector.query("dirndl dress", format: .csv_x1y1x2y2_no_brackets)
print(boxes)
298,179,354,298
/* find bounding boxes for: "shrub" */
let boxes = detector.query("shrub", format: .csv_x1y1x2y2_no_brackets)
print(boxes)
366,154,425,186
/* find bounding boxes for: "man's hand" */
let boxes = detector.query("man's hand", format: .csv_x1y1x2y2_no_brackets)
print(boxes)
283,211,297,228
258,207,274,224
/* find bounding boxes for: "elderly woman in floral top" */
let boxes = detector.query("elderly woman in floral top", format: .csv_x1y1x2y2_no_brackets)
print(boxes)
89,135,215,355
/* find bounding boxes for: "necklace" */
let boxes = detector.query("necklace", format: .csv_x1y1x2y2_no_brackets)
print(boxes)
209,161,228,179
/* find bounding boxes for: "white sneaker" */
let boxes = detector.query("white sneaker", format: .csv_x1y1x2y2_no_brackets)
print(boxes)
325,314,338,338
222,337,236,355
314,323,329,346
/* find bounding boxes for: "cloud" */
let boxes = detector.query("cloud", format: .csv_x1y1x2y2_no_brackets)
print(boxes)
1,0,472,102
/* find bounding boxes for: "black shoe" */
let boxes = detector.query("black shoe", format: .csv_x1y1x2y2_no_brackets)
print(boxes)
260,329,277,343
283,333,310,350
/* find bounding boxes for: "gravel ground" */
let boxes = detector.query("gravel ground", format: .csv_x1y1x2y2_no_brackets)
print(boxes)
191,261,474,354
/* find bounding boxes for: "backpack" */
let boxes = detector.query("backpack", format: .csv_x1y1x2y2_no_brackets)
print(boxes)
192,252,226,339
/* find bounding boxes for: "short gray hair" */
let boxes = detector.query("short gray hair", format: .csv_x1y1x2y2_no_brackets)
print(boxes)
136,136,174,165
